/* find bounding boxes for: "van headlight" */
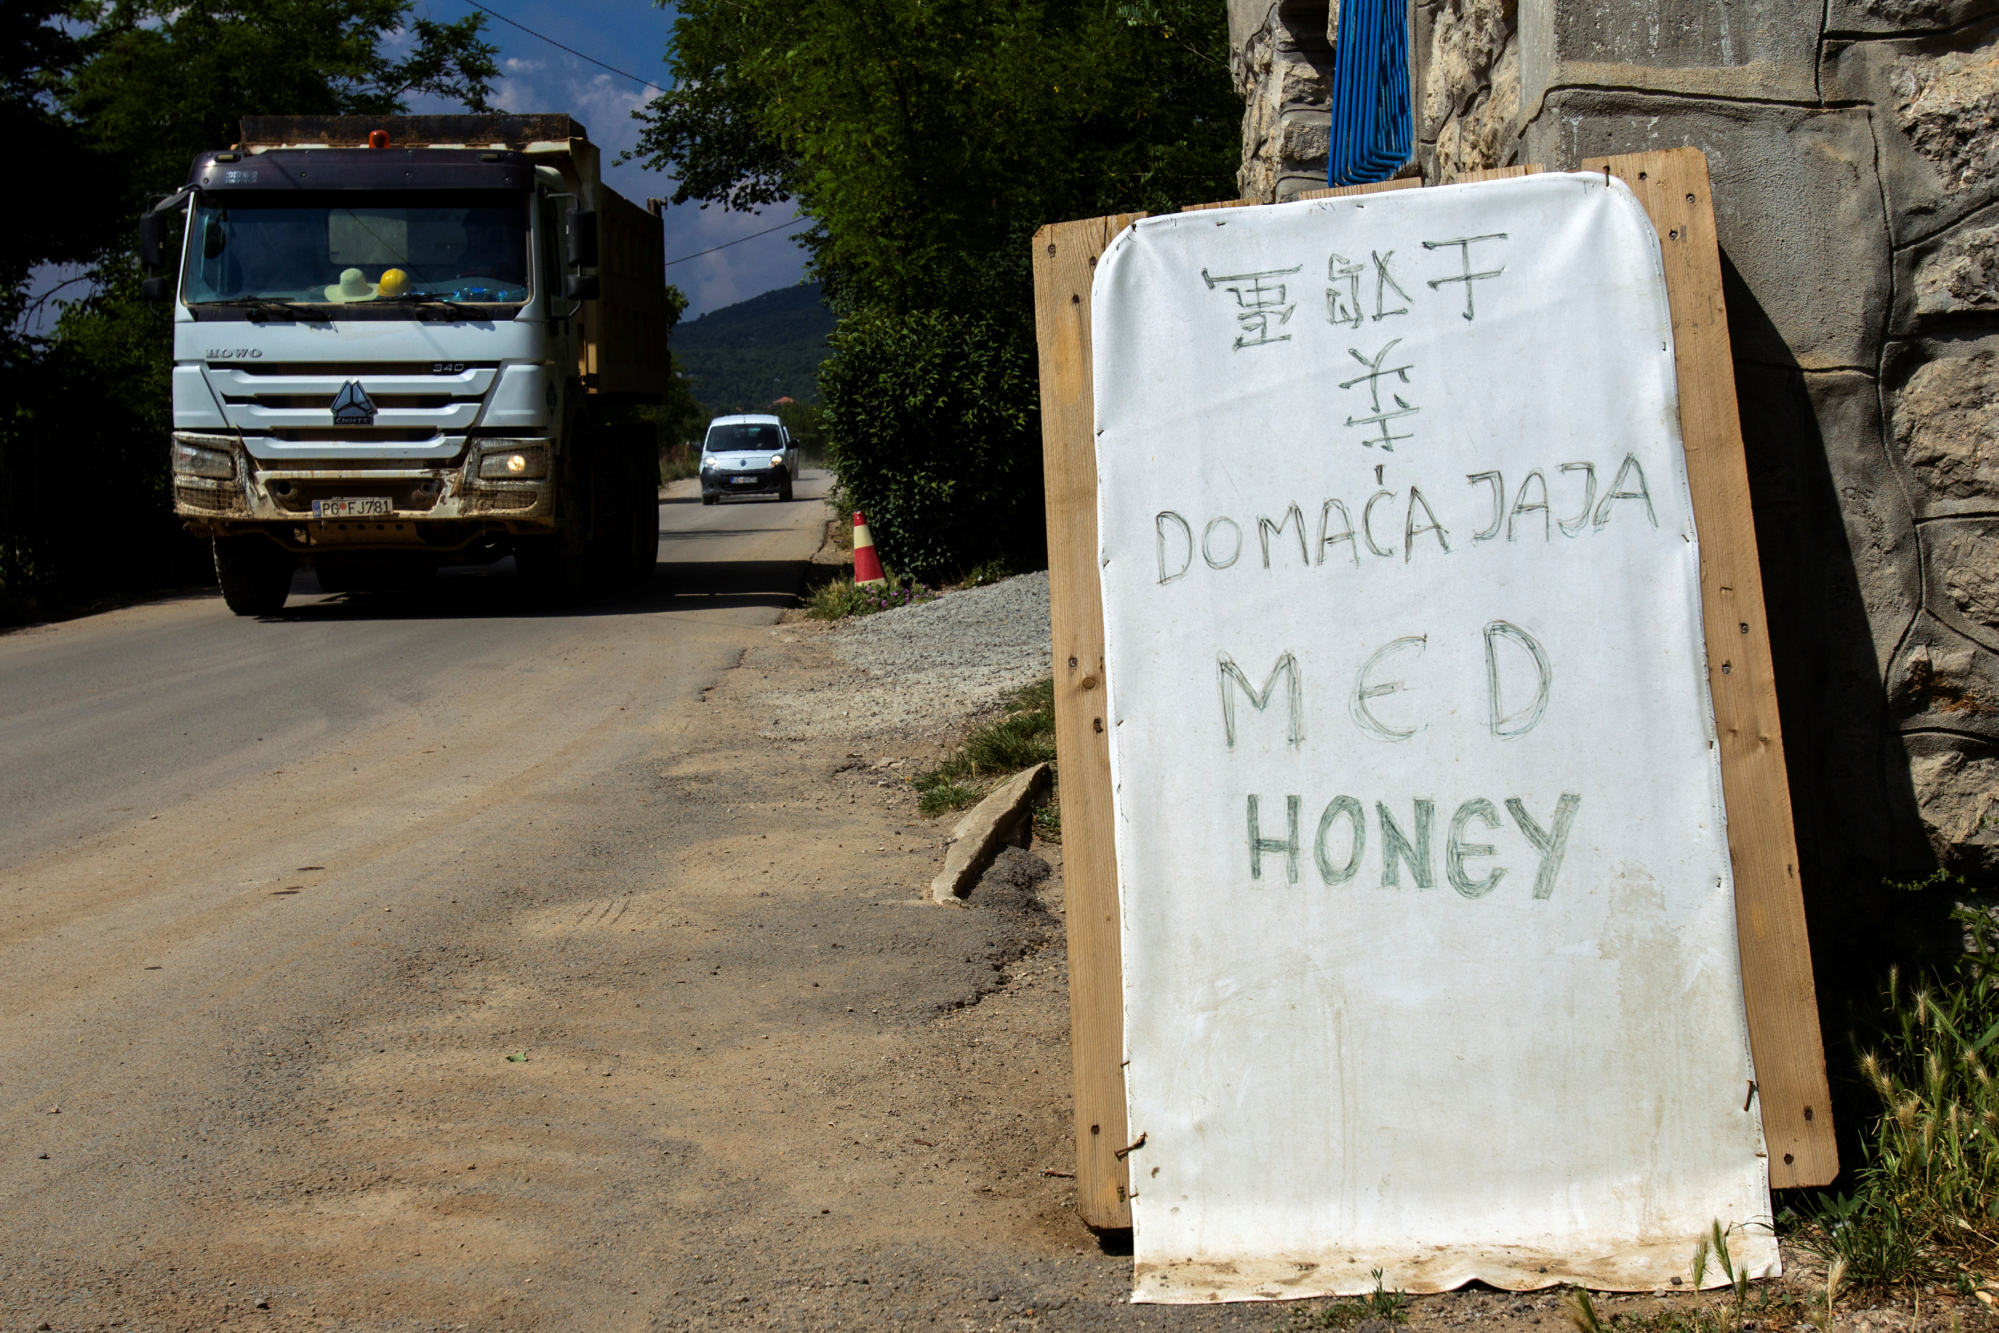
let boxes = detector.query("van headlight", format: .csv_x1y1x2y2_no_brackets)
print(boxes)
769,453,785,468
172,433,235,480
478,443,548,480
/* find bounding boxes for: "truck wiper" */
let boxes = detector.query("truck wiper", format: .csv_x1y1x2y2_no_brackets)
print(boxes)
376,291,488,318
200,296,330,322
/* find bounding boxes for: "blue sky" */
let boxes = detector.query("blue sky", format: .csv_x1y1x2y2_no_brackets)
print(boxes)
405,0,811,318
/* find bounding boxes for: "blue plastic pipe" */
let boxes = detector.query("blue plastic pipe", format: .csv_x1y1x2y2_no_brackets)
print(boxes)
1328,0,1412,186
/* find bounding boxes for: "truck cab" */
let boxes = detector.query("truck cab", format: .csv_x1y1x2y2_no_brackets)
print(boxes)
148,115,667,613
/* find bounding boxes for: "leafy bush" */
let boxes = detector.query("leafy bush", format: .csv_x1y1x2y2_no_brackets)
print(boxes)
820,306,1042,582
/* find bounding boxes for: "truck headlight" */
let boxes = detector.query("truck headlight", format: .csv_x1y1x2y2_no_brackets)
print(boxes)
172,433,235,480
769,453,785,468
478,444,548,480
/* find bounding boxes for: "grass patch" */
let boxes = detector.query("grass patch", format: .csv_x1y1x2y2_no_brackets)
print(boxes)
803,572,940,620
1565,1226,1814,1333
1789,887,1999,1289
913,677,1056,818
1286,1269,1411,1328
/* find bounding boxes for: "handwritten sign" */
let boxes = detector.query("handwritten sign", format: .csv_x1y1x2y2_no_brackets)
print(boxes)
1092,174,1776,1302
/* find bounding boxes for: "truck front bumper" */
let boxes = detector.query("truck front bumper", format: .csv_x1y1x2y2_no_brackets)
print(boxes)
172,432,556,551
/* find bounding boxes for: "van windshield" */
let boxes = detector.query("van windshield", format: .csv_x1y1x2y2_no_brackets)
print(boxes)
183,193,530,306
706,424,783,452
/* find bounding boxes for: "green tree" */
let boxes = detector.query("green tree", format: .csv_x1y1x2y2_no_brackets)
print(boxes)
635,0,1237,577
1,0,498,617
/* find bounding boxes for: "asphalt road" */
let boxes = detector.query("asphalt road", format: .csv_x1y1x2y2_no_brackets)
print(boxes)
0,475,833,1328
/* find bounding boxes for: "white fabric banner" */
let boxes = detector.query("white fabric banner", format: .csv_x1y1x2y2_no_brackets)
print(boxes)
1091,173,1776,1303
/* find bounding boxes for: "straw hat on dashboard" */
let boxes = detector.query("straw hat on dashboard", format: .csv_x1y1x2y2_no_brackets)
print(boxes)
324,267,377,303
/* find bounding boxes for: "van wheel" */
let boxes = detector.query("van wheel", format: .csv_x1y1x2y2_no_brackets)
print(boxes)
701,493,718,506
213,536,293,616
778,476,794,503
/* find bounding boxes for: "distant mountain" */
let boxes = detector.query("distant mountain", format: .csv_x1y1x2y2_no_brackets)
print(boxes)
672,283,836,412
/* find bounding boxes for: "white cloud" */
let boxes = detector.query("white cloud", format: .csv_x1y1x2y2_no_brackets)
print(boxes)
503,56,545,73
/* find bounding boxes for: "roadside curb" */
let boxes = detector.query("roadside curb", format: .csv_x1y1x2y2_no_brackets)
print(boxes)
928,763,1052,905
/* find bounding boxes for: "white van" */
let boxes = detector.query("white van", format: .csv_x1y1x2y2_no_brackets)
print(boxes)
698,413,798,504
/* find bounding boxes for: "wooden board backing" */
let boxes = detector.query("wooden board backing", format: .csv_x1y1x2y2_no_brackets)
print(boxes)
1584,148,1836,1188
1033,147,1836,1230
1032,212,1146,1230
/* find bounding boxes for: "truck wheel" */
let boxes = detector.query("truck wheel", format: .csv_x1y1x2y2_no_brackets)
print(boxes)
515,529,588,604
778,475,794,503
629,485,659,585
213,536,293,616
701,493,718,507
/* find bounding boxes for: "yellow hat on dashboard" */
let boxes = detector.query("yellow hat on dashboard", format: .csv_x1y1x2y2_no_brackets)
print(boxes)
324,267,377,303
377,268,410,299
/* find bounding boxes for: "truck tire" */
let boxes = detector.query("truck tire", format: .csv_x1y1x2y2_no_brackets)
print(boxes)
213,536,293,616
778,475,794,503
701,492,718,506
629,483,659,585
515,528,588,604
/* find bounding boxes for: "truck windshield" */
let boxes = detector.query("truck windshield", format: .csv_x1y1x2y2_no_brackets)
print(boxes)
183,193,530,306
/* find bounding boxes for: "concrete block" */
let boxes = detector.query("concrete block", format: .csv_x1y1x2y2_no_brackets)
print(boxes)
1903,732,1999,877
1433,40,1522,179
1524,93,1888,370
1275,107,1331,164
1823,24,1999,247
928,764,1051,905
1890,612,1999,743
1827,0,1999,37
1894,202,1999,332
1518,0,1820,109
1923,517,1999,650
1422,0,1517,128
1886,337,1999,512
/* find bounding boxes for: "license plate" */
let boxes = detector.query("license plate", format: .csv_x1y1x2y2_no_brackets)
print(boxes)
312,497,393,518
730,476,758,485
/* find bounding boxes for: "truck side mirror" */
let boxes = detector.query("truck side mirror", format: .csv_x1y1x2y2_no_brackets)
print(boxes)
140,276,173,306
138,212,166,269
564,273,600,301
565,208,599,269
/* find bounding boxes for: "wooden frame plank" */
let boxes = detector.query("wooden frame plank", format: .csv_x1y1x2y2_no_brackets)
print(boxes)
1584,148,1836,1188
1032,212,1146,1230
1033,146,1835,1228
1291,177,1425,203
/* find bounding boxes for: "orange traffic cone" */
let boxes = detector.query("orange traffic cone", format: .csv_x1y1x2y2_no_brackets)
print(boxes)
852,511,887,587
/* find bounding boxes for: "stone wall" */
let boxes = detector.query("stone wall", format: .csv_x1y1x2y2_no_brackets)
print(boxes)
1225,0,1999,910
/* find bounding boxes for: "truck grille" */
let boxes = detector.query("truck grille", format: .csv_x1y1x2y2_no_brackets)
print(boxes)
207,363,498,439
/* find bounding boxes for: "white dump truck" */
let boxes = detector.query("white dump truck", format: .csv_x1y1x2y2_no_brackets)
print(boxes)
140,115,669,613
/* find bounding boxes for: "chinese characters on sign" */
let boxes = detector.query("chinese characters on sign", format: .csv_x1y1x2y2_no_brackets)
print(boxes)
1207,234,1508,454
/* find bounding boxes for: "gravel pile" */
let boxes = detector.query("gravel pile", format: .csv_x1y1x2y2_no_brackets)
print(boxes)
759,572,1052,740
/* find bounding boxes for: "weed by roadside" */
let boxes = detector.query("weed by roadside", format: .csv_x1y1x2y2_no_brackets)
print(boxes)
1789,881,1999,1291
1286,1269,1410,1329
913,678,1056,819
804,573,940,620
1566,1226,1813,1333
959,558,1013,588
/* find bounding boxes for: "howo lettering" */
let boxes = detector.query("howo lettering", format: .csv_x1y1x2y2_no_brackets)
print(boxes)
140,115,669,613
